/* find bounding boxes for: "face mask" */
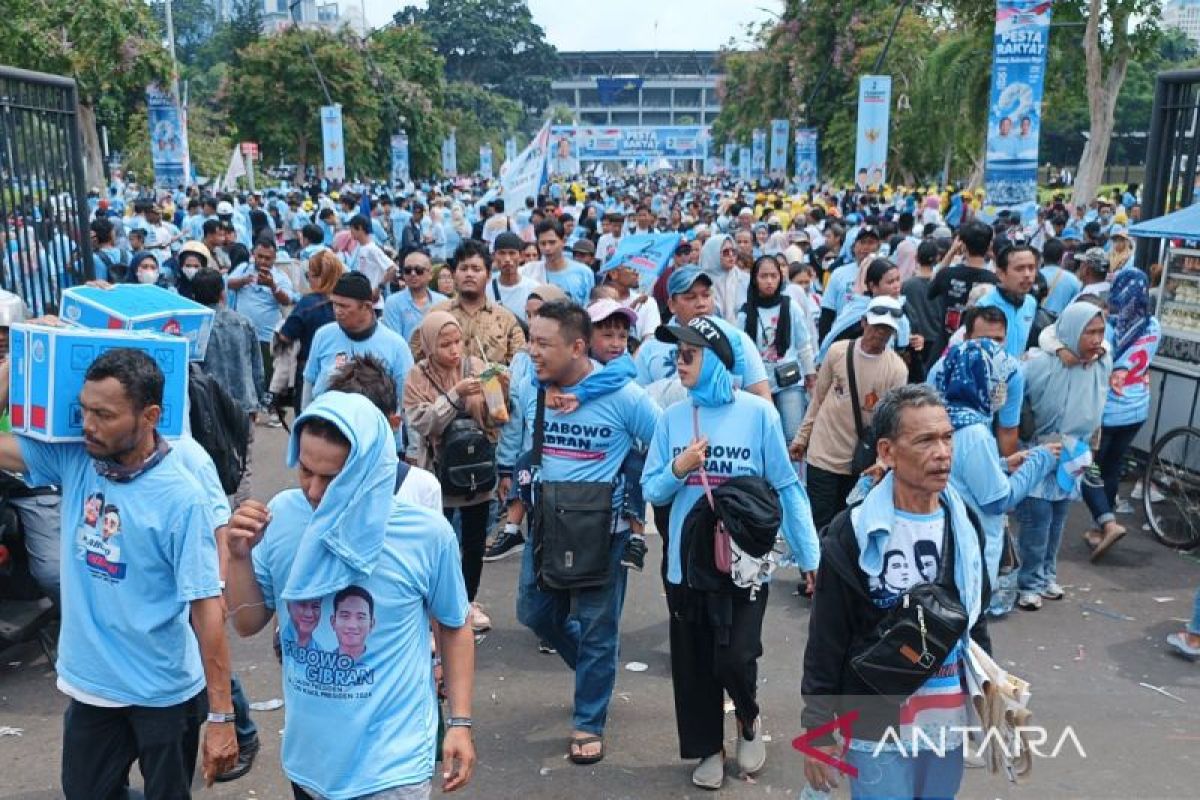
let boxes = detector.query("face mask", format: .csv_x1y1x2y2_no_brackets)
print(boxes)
181,265,199,280
137,269,159,284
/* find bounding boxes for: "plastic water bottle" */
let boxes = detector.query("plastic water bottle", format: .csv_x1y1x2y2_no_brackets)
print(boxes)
798,783,832,800
844,473,876,506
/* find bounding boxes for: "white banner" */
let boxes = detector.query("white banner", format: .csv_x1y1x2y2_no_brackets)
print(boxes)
500,121,550,206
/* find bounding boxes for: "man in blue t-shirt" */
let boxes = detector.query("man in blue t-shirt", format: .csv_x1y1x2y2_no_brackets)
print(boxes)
226,239,299,397
223,392,475,799
499,300,661,766
0,348,237,797
974,243,1038,359
519,218,595,305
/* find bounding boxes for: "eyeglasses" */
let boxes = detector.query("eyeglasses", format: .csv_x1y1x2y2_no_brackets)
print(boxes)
403,267,428,275
720,248,736,256
674,347,698,365
867,305,905,319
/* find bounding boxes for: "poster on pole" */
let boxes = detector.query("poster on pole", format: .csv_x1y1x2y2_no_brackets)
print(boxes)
723,142,736,174
146,84,191,189
769,119,790,179
751,129,767,179
854,76,892,190
505,138,518,164
501,121,551,205
479,145,494,179
739,146,752,182
794,128,819,189
983,0,1053,222
441,131,457,177
390,132,409,186
320,104,345,182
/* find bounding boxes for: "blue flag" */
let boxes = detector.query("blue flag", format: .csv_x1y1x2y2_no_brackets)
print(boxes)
602,233,681,282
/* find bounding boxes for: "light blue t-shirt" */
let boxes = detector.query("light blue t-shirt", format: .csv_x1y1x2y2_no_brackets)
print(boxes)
821,262,859,313
382,288,447,342
927,352,1025,429
949,424,1011,582
634,322,769,390
252,490,468,800
19,440,220,706
1103,318,1161,427
227,263,298,342
540,258,596,306
1039,266,1083,318
642,392,820,582
974,287,1037,358
174,436,232,527
304,322,415,406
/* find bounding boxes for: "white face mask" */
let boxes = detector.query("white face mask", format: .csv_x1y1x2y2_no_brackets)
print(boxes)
181,265,199,280
137,269,159,284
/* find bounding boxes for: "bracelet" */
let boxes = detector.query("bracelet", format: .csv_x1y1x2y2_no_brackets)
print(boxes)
206,711,236,724
446,717,473,728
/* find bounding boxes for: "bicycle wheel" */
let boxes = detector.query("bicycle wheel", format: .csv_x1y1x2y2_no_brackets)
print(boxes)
1144,425,1200,550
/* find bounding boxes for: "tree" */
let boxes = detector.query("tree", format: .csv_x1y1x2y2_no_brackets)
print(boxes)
367,25,452,177
0,0,170,187
444,83,523,174
149,0,218,68
394,0,558,112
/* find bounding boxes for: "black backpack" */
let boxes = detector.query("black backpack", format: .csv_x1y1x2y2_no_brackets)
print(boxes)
188,364,251,495
437,415,496,497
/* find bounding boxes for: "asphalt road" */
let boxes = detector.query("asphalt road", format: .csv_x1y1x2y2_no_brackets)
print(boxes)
2,424,1199,799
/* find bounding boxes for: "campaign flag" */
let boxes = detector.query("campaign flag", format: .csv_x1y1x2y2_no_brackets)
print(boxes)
751,129,767,179
794,128,819,188
769,119,790,178
984,0,1053,222
441,130,457,176
479,145,494,179
221,143,246,192
602,233,681,281
320,104,345,182
723,142,736,174
505,137,518,164
145,84,191,189
501,121,551,205
854,76,892,189
390,132,410,185
739,146,752,182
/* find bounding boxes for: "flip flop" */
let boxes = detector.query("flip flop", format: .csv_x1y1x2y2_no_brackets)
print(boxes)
1090,525,1126,562
568,734,604,765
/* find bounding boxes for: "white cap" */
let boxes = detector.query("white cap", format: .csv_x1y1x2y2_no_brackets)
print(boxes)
216,201,235,216
862,295,904,331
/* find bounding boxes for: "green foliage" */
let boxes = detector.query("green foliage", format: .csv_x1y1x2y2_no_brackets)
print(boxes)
444,83,523,174
394,0,558,112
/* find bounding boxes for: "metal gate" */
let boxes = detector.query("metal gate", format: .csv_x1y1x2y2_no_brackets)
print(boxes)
1139,69,1200,270
0,65,92,314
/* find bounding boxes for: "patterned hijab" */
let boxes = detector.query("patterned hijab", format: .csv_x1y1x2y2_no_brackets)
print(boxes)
935,339,1016,430
1108,269,1150,361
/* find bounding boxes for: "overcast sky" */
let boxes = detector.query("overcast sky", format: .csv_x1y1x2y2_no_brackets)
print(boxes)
360,0,780,51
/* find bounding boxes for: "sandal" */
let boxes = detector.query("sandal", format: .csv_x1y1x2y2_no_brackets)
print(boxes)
568,734,605,765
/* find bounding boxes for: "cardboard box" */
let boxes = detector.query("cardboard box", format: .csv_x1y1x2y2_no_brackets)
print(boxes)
8,323,188,442
59,285,214,360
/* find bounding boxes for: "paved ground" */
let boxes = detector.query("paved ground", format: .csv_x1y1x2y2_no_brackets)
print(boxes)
2,424,1199,799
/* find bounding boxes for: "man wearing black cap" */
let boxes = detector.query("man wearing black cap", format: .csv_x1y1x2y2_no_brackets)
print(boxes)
817,225,881,341
302,272,415,415
490,232,540,322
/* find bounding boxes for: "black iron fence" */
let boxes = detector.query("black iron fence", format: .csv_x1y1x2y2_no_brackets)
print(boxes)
0,65,92,314
1139,69,1200,270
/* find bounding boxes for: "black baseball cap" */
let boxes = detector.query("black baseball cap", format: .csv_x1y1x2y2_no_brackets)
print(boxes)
655,316,735,370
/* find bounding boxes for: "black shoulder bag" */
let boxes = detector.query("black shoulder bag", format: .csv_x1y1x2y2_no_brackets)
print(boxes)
530,388,615,591
849,506,969,702
846,341,877,475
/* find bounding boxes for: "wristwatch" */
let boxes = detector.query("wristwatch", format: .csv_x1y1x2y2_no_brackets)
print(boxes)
206,711,236,724
446,717,473,729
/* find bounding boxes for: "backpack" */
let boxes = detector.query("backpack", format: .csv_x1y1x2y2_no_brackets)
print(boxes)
437,415,496,497
188,364,250,495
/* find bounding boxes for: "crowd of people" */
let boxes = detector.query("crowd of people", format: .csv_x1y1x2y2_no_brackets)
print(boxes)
1,166,1197,800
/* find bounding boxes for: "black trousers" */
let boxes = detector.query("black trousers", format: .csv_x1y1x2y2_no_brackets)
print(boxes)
446,500,490,602
807,463,857,535
62,690,206,800
667,584,769,760
653,503,672,585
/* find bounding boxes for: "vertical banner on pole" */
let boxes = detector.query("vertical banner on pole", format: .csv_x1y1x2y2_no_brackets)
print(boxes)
320,104,346,182
501,122,552,206
723,142,736,174
854,76,892,190
441,130,457,176
390,132,410,186
769,119,789,179
146,84,191,189
984,0,1053,222
751,129,767,179
479,145,494,179
505,138,518,164
739,146,752,182
794,128,819,189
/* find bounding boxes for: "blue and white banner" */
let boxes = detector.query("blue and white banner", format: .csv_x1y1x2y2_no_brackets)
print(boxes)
505,137,518,164
602,232,681,281
501,121,550,205
479,145,494,179
390,132,409,185
854,76,892,190
984,0,1053,222
751,128,767,179
769,119,789,178
723,142,736,174
441,131,457,176
146,84,191,189
794,128,819,188
739,146,752,182
549,126,710,164
320,104,345,182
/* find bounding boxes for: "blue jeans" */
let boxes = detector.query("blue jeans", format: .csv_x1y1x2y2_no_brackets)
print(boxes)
516,529,630,735
774,385,805,444
1015,496,1071,593
230,675,259,747
1080,422,1143,526
846,746,964,800
1190,586,1200,635
620,447,647,524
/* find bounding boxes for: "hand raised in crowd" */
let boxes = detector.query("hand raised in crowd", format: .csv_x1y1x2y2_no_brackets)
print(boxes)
672,436,709,477
226,500,271,559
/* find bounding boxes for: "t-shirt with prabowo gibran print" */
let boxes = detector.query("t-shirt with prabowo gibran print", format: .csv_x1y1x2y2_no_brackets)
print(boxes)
252,490,468,800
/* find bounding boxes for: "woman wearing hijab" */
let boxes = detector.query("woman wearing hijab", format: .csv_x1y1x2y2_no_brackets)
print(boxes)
816,258,922,366
128,252,172,289
699,234,747,324
1082,270,1161,560
1014,301,1111,610
738,255,815,443
936,339,1061,614
403,311,506,633
278,250,345,415
643,315,819,791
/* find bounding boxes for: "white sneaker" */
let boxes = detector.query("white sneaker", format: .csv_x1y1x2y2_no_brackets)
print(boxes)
1041,582,1065,600
735,718,767,775
691,752,724,790
1132,480,1166,503
1017,592,1043,611
469,602,492,633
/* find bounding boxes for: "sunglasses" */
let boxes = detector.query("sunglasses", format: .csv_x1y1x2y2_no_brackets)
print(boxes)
403,267,428,275
674,347,698,365
867,305,904,319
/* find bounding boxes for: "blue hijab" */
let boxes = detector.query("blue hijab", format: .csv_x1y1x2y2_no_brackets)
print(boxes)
935,339,1015,430
688,346,734,407
1024,302,1111,441
1108,269,1150,361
